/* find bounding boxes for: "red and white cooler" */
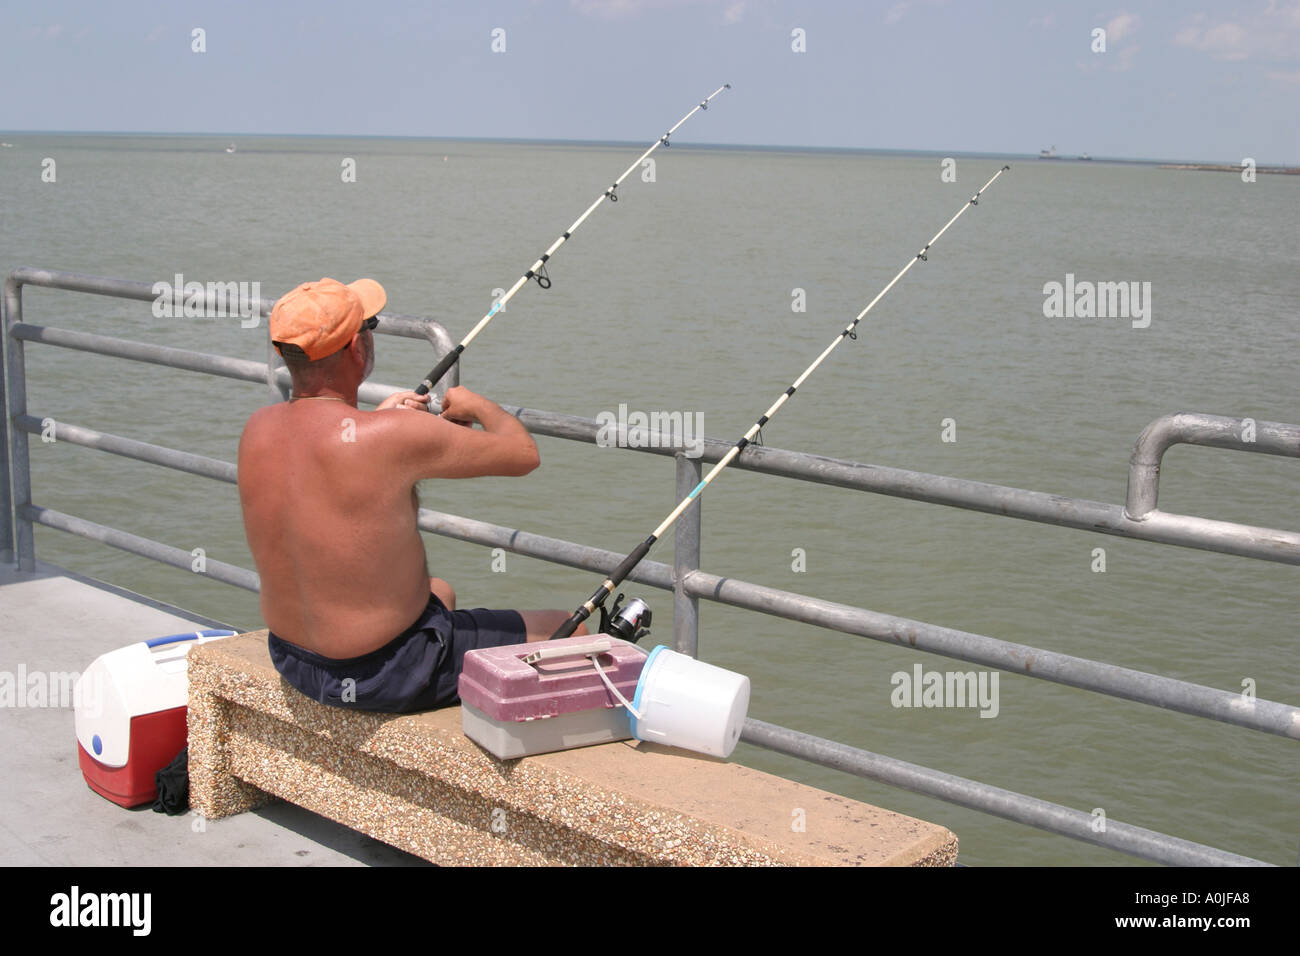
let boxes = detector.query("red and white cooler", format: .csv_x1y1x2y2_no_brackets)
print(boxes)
459,635,648,759
74,630,235,807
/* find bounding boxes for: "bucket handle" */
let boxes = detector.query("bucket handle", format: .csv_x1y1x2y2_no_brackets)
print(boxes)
588,653,642,720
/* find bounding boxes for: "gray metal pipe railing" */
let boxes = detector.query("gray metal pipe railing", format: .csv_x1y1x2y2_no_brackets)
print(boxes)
21,505,260,592
10,305,1298,568
15,415,236,483
680,571,1300,739
415,506,677,591
0,298,12,563
4,266,459,415
1126,412,1300,519
10,325,428,411
11,507,1281,864
6,267,1297,866
672,454,703,657
742,720,1271,866
16,411,1300,739
3,265,457,347
500,404,1300,566
413,500,1299,739
411,496,1299,739
14,322,269,385
18,485,1275,863
4,279,35,569
2,265,460,572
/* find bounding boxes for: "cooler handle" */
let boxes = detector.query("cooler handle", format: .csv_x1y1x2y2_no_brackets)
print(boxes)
145,629,237,648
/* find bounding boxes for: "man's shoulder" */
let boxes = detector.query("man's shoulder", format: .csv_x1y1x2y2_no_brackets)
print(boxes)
239,403,291,447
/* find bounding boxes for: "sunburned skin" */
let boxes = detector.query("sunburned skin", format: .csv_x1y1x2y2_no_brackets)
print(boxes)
238,323,582,658
239,399,440,658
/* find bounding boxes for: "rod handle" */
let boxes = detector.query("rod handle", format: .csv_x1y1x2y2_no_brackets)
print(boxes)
549,537,657,640
414,345,464,396
550,607,590,641
609,537,655,588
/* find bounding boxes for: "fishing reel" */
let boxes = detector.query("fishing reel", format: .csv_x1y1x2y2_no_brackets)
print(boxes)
599,593,652,644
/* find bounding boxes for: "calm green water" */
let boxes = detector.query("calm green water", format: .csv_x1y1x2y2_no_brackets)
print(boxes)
2,134,1296,865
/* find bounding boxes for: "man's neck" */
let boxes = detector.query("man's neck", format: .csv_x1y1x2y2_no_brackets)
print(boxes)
288,383,357,404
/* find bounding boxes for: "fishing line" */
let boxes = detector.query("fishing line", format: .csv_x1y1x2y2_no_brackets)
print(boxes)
550,164,1013,640
413,84,732,396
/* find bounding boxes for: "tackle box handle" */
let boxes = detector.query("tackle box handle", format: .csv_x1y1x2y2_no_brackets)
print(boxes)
521,638,613,665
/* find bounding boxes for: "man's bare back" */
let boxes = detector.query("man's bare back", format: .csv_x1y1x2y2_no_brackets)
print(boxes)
239,399,435,658
244,279,600,661
238,377,571,656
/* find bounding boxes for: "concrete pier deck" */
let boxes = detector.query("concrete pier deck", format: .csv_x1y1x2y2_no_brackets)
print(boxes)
0,561,427,865
3,560,957,866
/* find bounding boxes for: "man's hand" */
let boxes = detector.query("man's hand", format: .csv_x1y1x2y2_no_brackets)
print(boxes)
377,391,431,412
386,384,539,480
438,386,486,427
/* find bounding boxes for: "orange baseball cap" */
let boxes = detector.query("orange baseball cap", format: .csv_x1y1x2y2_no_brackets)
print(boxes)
270,277,387,360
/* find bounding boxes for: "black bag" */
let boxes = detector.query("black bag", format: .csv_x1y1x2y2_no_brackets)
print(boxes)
152,746,189,815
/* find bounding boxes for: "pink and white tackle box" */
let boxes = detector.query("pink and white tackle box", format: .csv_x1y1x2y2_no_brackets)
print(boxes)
458,635,648,759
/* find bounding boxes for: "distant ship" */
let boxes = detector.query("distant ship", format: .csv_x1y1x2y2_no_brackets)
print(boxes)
1079,153,1092,161
1039,145,1059,159
0,143,13,149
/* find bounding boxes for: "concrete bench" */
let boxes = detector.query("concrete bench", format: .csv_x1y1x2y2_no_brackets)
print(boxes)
188,632,958,866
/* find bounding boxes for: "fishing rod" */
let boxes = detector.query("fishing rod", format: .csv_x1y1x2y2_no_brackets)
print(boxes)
413,84,732,396
550,164,1013,640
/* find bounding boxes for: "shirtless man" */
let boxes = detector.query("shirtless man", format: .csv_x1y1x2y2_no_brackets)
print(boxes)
238,277,585,713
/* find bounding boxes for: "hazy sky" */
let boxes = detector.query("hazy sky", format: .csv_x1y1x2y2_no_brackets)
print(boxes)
2,0,1298,163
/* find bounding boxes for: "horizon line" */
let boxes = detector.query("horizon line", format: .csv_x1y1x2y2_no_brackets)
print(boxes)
0,130,1295,170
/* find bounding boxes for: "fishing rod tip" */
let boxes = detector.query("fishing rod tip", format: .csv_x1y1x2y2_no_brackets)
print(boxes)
1003,164,1011,171
724,82,732,89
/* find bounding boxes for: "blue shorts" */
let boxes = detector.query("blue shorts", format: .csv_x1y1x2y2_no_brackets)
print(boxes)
266,594,527,713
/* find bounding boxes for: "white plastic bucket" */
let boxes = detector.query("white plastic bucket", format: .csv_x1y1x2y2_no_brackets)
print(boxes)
628,645,750,758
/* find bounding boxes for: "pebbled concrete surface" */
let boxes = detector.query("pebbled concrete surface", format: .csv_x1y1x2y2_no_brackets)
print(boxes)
190,631,958,866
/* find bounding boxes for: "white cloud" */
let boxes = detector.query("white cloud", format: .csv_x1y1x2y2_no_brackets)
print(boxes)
884,2,910,25
1115,43,1140,71
1267,68,1300,85
1105,12,1139,44
1173,4,1300,62
570,0,737,20
570,0,651,18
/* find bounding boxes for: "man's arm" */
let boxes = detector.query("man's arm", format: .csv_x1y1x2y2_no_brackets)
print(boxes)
379,386,540,480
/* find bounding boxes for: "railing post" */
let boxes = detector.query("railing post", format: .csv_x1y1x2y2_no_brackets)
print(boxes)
0,281,12,564
673,452,702,657
2,275,34,570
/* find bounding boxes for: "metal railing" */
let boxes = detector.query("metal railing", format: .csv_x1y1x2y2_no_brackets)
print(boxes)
3,267,1296,867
